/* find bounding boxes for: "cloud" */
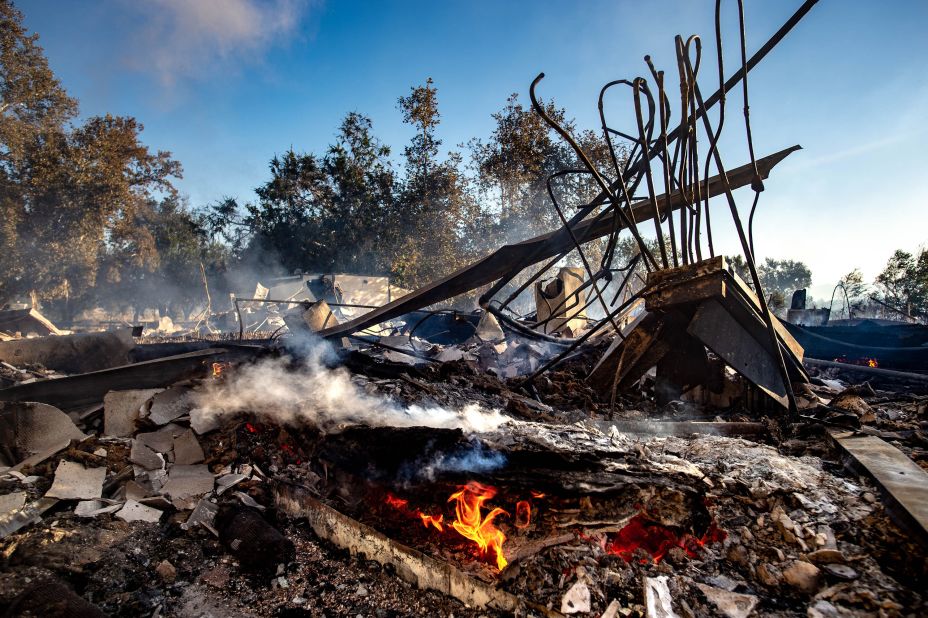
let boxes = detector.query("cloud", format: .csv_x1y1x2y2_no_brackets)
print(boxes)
123,0,311,86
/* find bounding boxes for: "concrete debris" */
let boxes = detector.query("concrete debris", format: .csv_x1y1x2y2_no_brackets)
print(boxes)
148,387,195,425
694,583,758,618
0,491,26,518
115,499,164,523
216,473,248,495
156,559,177,583
182,498,220,532
783,560,822,594
129,439,165,470
160,464,214,502
474,311,505,342
172,429,205,464
103,388,161,437
44,461,106,500
0,401,87,467
74,499,122,517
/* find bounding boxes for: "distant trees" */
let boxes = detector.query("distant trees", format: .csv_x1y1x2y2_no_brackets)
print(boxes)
726,255,812,311
0,0,196,321
874,248,928,322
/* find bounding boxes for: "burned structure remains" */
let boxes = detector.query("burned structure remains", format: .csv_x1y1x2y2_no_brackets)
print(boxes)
2,1,928,616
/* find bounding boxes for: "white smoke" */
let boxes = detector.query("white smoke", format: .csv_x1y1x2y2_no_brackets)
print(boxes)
190,338,511,434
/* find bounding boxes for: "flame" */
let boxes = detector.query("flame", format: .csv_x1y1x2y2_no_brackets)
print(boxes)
603,514,727,563
385,493,409,509
245,422,258,434
867,358,878,368
448,482,508,570
515,500,531,529
530,491,546,499
419,513,444,532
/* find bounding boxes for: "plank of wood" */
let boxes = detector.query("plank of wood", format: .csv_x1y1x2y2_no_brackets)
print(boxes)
830,430,928,544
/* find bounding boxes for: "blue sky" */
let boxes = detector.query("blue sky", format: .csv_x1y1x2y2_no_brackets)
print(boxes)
18,0,928,300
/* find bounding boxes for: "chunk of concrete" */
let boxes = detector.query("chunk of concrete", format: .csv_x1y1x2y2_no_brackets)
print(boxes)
148,387,194,425
45,461,106,500
115,499,163,523
103,389,161,437
160,464,214,500
129,440,164,470
137,423,186,453
182,499,220,532
694,583,758,618
74,500,122,518
0,401,87,467
0,491,26,517
173,429,205,465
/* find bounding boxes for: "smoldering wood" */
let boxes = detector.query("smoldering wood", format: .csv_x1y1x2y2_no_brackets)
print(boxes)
274,480,562,617
310,422,712,527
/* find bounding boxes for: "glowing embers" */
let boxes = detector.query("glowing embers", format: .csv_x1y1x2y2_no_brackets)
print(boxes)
603,513,727,563
448,482,509,571
834,356,879,368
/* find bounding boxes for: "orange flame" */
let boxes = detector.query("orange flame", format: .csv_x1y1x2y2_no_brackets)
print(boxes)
868,358,878,368
385,493,409,509
448,482,508,570
419,513,444,532
530,490,546,499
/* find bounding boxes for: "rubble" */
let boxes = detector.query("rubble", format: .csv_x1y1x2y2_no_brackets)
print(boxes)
0,2,925,616
44,461,106,500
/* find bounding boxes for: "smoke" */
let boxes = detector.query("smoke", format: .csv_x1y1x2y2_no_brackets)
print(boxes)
398,439,507,485
189,335,511,434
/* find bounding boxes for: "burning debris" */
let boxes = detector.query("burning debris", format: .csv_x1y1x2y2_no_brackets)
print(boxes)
1,1,927,617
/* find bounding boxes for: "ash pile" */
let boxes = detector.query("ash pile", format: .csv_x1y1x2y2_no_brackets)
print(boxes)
3,1,928,617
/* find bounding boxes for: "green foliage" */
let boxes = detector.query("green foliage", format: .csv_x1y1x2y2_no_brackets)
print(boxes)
206,111,399,278
875,248,928,321
0,1,200,322
725,255,812,309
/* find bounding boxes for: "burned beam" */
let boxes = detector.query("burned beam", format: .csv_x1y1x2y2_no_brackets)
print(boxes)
0,349,234,411
830,430,928,547
274,480,562,617
321,147,799,339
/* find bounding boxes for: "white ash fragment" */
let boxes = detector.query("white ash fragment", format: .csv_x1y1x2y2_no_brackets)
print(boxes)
44,461,106,500
74,500,122,518
115,499,163,523
644,576,679,618
694,583,758,618
560,579,591,614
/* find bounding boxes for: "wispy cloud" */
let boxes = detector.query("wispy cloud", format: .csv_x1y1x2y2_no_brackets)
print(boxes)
122,0,312,87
